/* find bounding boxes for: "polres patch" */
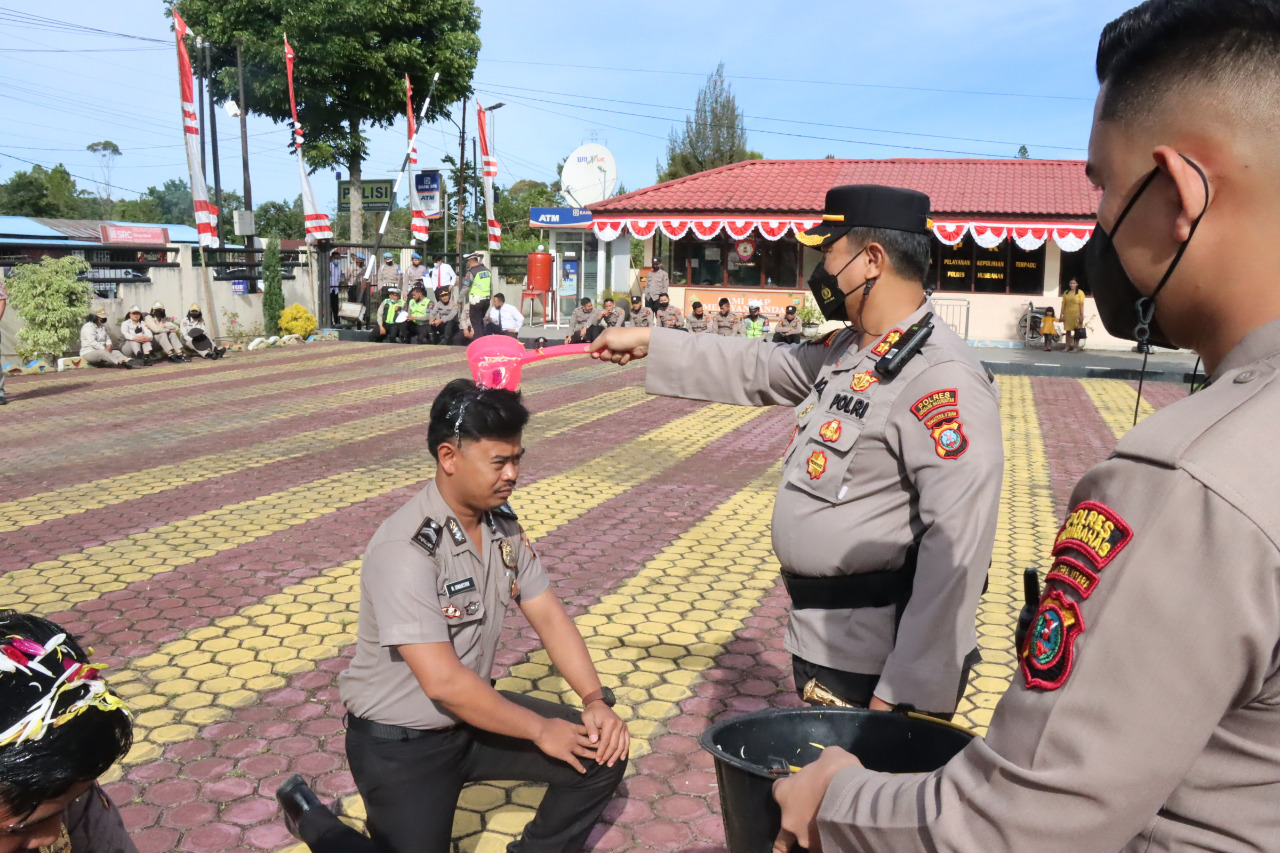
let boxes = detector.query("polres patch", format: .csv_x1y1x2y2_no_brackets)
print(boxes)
1021,588,1085,691
911,389,959,421
1046,555,1101,599
1054,501,1132,569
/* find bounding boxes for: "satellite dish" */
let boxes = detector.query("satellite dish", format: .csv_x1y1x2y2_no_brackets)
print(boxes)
560,143,618,207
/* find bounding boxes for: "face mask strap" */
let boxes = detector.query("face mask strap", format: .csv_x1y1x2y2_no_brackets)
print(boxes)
1133,157,1210,344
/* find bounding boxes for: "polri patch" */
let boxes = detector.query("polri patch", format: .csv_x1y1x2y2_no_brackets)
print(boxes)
1021,589,1084,691
806,450,828,480
872,329,903,357
442,604,462,620
446,518,466,546
411,518,443,555
819,419,843,443
445,577,476,597
1053,501,1132,569
1046,555,1101,599
911,389,959,421
850,370,880,393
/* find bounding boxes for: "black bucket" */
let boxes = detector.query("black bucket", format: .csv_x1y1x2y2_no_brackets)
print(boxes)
700,707,975,853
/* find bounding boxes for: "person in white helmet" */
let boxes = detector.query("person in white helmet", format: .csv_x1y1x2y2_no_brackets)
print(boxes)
119,305,155,364
144,301,187,362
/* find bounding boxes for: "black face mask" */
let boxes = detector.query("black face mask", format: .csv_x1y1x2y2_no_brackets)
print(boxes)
807,248,872,323
659,303,669,311
1083,156,1208,349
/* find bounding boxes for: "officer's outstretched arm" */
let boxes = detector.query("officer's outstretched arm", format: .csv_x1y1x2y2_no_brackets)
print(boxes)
399,641,598,773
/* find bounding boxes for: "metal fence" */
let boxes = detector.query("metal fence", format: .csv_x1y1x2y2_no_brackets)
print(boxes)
0,244,181,299
931,297,971,340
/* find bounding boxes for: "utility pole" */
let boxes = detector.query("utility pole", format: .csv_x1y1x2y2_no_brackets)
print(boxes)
235,41,252,214
204,40,224,247
454,96,467,270
196,38,207,177
471,136,479,233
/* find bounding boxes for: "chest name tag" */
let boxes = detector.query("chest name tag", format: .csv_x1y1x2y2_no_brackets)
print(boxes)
445,578,477,597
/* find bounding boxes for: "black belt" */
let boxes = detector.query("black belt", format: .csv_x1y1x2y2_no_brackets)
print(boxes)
782,545,918,611
345,714,441,741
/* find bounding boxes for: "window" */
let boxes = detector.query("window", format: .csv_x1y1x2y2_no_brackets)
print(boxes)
1058,246,1088,294
932,239,1045,295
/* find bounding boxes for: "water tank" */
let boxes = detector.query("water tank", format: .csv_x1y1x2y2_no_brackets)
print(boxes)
527,252,553,293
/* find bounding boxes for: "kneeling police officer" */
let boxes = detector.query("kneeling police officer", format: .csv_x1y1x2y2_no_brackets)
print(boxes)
278,379,628,852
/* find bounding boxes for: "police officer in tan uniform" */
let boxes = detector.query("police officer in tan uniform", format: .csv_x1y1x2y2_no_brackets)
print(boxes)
686,301,711,334
643,256,669,313
591,185,1003,719
626,295,654,328
771,4,1280,852
707,297,738,335
655,295,685,330
773,305,803,343
279,379,628,853
564,298,600,344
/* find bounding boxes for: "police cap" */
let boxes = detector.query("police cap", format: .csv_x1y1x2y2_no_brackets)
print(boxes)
795,185,933,248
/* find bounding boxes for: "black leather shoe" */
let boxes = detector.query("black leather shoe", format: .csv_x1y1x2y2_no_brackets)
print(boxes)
276,774,323,841
0,397,7,405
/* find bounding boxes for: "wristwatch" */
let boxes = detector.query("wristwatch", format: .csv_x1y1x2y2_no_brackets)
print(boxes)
582,686,616,708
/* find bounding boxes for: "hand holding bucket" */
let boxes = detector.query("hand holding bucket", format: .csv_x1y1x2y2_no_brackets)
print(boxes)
465,335,591,390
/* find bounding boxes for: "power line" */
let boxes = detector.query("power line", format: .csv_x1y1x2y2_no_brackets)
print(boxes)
0,151,148,197
0,6,168,44
0,46,168,53
481,57,1093,102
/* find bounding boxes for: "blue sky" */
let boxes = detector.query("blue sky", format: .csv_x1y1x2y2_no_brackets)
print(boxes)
0,0,1135,218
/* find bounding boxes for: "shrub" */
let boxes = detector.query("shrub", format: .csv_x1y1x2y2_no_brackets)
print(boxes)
797,303,822,326
279,303,317,338
4,255,93,362
261,238,284,336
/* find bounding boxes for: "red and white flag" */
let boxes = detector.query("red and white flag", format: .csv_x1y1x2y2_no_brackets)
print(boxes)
283,34,333,243
172,13,218,247
476,104,501,250
406,75,429,244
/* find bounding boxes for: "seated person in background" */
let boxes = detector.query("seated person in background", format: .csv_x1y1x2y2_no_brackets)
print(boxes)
626,295,654,328
374,285,405,343
655,295,684,330
1040,306,1061,351
181,304,225,359
405,286,433,344
736,300,770,338
119,305,154,364
685,301,710,334
597,298,626,332
144,302,187,363
708,297,738,335
483,293,524,338
81,309,137,369
278,379,629,853
427,288,460,345
772,304,803,344
565,297,599,345
0,610,138,853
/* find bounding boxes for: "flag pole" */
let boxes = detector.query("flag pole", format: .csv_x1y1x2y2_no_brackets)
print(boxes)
365,71,441,281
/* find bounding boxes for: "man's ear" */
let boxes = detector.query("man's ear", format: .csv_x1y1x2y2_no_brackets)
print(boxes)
437,441,459,475
862,241,888,280
1153,146,1212,243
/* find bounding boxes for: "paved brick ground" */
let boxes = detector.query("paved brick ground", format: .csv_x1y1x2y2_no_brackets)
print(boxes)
0,342,1185,853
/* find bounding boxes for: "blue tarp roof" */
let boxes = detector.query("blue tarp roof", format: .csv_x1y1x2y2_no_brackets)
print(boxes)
0,216,66,239
0,237,100,247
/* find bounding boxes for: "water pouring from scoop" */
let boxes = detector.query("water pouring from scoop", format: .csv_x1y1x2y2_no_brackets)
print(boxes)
465,335,591,390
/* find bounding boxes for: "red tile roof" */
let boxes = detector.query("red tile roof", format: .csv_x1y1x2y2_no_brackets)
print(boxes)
589,158,1099,220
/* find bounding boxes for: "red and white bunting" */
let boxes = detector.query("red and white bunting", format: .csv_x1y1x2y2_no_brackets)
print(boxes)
172,13,218,248
690,219,722,239
757,220,790,241
970,223,1009,250
1052,226,1093,253
593,221,624,242
932,222,968,246
283,34,333,244
405,76,429,244
628,220,658,240
1011,226,1051,252
476,105,500,249
659,220,691,239
724,219,755,240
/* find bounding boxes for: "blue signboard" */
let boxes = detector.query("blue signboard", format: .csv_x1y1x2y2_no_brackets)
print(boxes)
413,170,444,219
530,207,593,229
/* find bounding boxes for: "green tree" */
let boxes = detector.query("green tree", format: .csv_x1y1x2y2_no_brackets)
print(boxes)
86,140,121,210
261,237,285,336
1017,145,1031,159
4,255,93,362
112,196,164,223
659,63,761,183
173,0,481,243
0,165,95,219
256,195,304,239
144,179,198,226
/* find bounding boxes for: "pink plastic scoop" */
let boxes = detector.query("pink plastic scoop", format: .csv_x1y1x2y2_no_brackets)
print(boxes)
466,335,591,390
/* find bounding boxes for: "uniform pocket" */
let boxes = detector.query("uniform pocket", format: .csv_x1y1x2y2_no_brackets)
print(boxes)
786,414,865,504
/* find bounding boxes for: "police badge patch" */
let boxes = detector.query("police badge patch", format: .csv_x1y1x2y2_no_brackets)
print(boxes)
446,518,466,546
500,539,517,569
806,450,827,480
818,419,843,443
1021,589,1084,691
465,601,481,616
442,604,462,619
1053,501,1132,570
849,370,880,393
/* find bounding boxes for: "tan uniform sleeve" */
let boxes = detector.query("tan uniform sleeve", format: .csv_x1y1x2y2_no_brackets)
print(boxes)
363,541,451,647
515,526,551,603
873,361,1003,711
818,459,1280,852
646,327,833,407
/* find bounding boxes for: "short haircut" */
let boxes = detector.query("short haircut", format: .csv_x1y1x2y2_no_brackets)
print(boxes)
691,301,702,310
603,298,614,306
1097,0,1280,122
844,228,932,285
493,293,504,303
0,612,132,817
658,294,670,301
580,297,592,307
427,379,529,460
718,298,730,307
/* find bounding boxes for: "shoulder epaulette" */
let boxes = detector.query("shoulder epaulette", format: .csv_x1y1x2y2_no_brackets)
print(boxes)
411,517,443,555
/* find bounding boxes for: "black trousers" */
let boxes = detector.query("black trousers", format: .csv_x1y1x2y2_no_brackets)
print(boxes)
485,323,520,338
569,325,604,345
645,297,662,314
374,322,403,343
792,650,980,722
329,291,340,326
427,319,459,345
297,692,626,853
468,300,491,339
772,332,802,344
404,320,431,344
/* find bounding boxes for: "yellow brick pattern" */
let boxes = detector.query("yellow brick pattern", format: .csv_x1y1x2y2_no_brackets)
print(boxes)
1080,377,1155,440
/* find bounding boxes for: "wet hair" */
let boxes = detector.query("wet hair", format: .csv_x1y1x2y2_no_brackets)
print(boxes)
691,301,702,310
844,228,933,285
0,612,132,818
718,298,730,308
1097,0,1280,123
427,379,529,460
